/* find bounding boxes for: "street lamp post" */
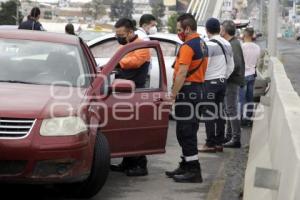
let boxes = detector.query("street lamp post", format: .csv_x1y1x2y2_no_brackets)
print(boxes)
268,0,278,56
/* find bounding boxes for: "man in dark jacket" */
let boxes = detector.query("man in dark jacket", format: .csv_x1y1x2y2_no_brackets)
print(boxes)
19,7,45,31
220,20,245,148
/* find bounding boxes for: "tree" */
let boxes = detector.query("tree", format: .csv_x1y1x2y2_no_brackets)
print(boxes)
167,13,179,34
92,0,107,19
150,0,166,31
0,0,23,25
82,0,106,20
110,0,134,21
82,2,94,19
123,0,133,19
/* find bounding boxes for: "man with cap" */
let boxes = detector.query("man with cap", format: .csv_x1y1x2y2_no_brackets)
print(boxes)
198,18,234,153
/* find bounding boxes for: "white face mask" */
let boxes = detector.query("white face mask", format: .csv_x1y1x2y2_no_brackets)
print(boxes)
148,26,157,35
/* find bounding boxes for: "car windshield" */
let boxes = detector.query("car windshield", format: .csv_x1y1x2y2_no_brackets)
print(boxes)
0,39,88,87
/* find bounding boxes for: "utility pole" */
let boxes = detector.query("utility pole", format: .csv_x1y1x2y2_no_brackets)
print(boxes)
268,0,278,56
259,0,263,32
16,1,19,25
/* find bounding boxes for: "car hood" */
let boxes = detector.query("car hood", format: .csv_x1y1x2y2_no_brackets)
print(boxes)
0,83,88,119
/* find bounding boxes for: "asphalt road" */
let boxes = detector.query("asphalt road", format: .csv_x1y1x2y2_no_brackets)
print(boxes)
1,121,251,200
277,39,300,95
257,38,300,95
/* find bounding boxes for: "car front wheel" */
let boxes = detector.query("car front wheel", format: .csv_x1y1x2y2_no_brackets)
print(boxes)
61,132,110,198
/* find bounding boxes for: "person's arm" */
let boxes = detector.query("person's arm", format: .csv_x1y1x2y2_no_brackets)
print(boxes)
171,45,193,99
172,64,189,98
226,46,235,79
120,48,150,69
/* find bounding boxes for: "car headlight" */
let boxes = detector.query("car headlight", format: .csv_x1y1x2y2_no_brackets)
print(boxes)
40,117,87,136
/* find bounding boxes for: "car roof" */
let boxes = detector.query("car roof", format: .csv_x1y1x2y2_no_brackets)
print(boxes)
87,32,183,47
87,30,209,47
0,25,18,30
0,30,80,45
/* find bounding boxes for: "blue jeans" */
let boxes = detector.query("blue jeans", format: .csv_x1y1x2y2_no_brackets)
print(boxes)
239,75,255,120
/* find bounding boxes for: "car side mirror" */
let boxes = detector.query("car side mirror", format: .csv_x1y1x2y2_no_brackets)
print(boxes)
110,79,135,93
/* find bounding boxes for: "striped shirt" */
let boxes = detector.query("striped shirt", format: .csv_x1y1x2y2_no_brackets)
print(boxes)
205,35,234,80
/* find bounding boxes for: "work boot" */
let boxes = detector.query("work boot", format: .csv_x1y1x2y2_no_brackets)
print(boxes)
223,136,241,148
110,157,132,172
173,161,203,183
126,166,148,176
223,133,232,144
165,157,186,178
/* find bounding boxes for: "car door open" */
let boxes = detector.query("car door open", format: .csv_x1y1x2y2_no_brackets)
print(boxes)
97,41,172,158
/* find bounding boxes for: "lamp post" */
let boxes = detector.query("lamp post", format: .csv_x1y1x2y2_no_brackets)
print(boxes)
267,0,278,56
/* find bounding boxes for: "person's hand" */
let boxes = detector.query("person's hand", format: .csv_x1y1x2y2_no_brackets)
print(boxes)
167,92,176,104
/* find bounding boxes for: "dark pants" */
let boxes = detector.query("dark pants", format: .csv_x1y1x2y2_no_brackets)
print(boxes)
204,78,226,146
175,83,205,157
117,71,149,170
239,75,255,120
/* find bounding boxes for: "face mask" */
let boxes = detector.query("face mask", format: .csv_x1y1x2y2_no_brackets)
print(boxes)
148,26,157,35
116,36,127,45
178,31,186,42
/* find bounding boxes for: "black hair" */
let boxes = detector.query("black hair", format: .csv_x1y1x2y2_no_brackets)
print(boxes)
205,18,220,34
222,20,236,36
177,13,197,31
139,14,156,27
244,27,254,38
115,18,135,31
30,7,41,18
65,23,75,35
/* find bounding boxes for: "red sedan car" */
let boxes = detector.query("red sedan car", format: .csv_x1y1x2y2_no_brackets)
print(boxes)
0,30,171,197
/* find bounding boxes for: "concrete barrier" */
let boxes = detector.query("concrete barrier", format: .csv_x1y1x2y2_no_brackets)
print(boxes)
244,57,300,200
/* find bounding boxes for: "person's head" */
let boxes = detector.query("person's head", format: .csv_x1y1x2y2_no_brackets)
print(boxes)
30,7,41,20
115,18,136,45
176,13,197,42
243,27,255,42
221,20,236,40
65,23,75,35
139,14,157,35
205,18,220,38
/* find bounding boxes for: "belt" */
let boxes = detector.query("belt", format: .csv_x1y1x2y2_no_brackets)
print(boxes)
183,82,204,86
206,78,226,84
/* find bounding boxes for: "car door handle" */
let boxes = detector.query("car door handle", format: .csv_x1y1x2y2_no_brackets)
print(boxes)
154,98,164,103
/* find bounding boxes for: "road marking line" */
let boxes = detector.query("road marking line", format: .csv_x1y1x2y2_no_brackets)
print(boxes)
206,150,234,200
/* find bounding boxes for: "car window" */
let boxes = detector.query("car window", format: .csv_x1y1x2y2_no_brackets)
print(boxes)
90,38,119,60
102,47,162,92
0,39,88,87
150,39,178,57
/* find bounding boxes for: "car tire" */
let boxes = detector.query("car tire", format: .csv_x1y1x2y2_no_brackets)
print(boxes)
61,132,110,198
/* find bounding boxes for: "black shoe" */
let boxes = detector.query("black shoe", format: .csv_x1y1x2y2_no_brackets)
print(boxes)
165,158,186,178
110,163,126,172
126,166,148,177
173,161,203,183
223,134,232,144
223,139,241,148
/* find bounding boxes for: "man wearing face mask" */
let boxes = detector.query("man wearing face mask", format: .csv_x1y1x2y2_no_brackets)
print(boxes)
110,18,151,176
165,14,208,183
135,14,157,40
135,14,157,87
